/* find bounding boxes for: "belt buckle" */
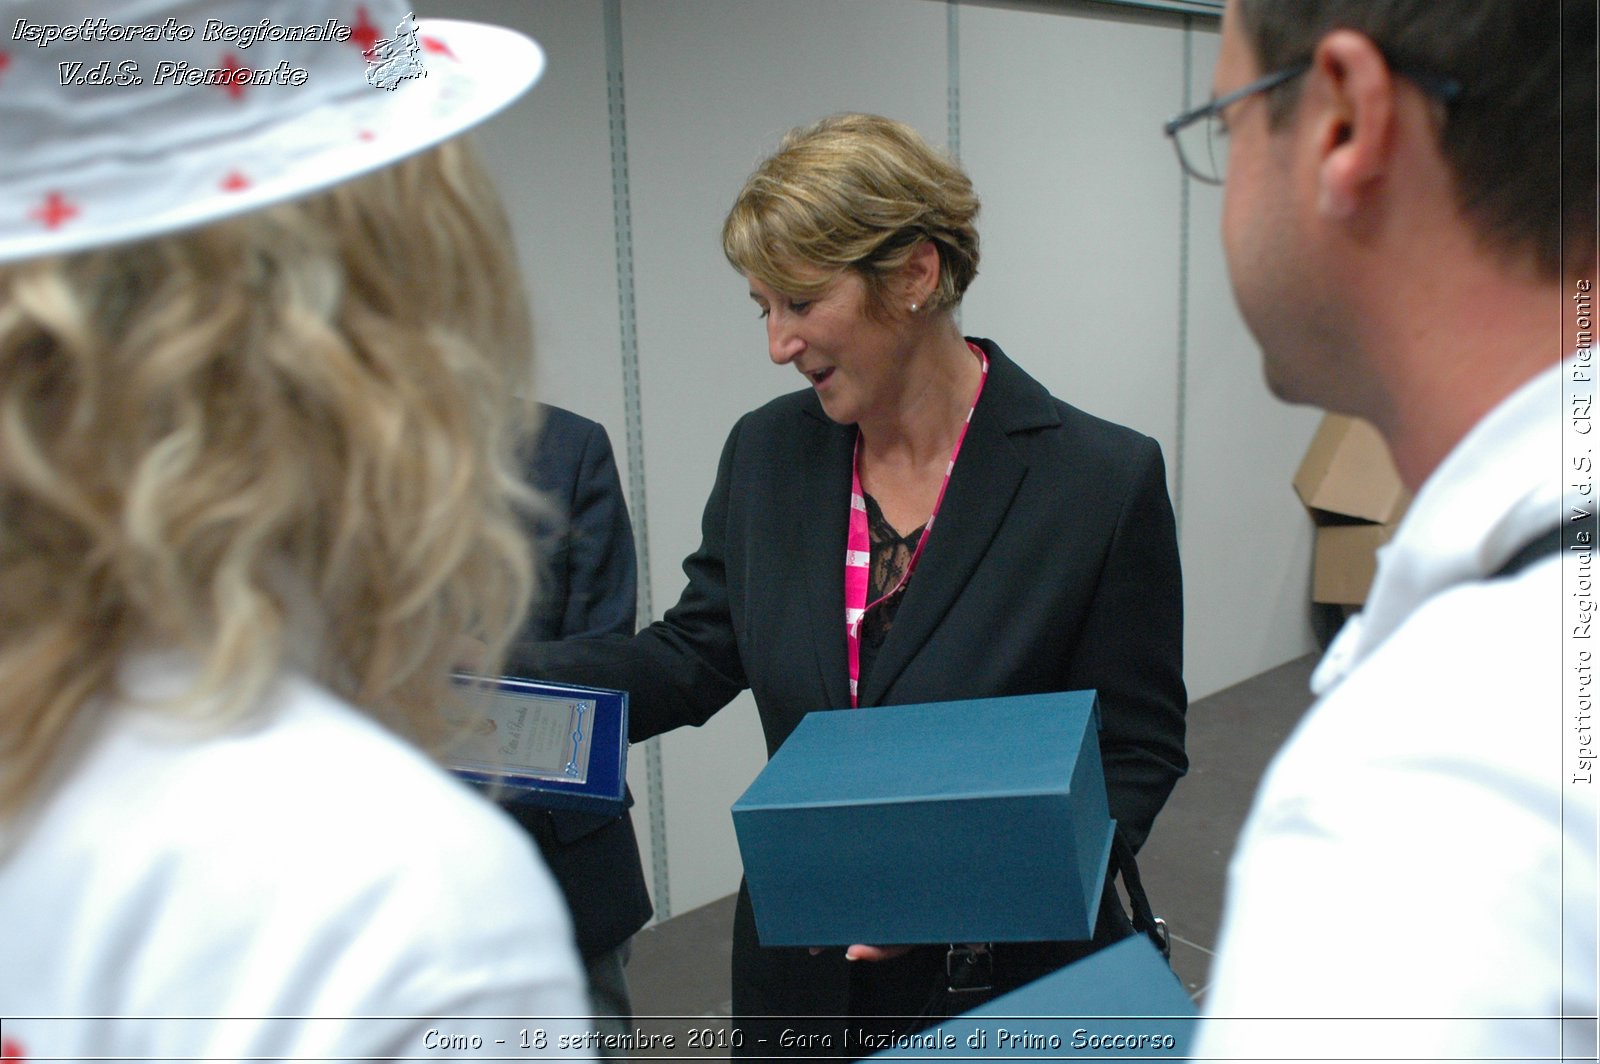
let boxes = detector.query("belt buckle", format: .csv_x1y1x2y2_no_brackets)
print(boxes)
1153,917,1172,960
945,944,994,994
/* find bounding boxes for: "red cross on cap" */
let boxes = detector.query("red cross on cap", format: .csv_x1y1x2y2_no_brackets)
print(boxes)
422,36,456,61
348,5,381,56
29,191,80,230
219,53,250,100
221,170,252,192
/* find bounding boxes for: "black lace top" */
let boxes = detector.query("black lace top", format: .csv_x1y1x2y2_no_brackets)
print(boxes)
856,492,926,696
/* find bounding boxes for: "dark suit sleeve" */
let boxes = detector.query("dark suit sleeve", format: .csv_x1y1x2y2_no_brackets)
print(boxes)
505,409,653,958
541,418,637,641
1064,437,1187,852
505,414,751,743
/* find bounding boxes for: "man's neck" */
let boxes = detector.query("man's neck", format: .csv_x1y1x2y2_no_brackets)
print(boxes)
1355,252,1576,492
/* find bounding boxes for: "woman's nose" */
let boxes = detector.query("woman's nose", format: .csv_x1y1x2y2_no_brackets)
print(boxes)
767,314,804,365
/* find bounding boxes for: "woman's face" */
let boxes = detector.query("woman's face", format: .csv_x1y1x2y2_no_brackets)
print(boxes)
747,268,910,427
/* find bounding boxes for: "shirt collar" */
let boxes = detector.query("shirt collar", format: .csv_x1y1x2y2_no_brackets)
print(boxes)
1313,360,1567,694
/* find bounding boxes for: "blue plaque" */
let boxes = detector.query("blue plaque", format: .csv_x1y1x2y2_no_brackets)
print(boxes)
445,676,628,816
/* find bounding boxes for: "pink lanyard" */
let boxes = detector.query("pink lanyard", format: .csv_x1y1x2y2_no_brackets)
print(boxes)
844,344,989,707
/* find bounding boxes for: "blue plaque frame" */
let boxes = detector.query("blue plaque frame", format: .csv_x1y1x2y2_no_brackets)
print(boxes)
446,676,630,817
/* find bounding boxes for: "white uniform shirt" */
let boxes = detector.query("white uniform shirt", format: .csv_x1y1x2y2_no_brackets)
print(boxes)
0,656,595,1059
1196,363,1598,1061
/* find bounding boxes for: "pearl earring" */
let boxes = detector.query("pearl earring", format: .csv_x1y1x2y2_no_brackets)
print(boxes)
909,302,920,313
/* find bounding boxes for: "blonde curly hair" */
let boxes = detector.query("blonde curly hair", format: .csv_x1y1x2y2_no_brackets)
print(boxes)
0,137,538,817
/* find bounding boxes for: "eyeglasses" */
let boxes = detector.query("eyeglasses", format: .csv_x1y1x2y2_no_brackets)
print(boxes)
1163,64,1307,186
1164,63,1464,186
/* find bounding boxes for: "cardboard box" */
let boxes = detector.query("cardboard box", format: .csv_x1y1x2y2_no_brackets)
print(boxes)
1294,414,1410,605
874,936,1197,1060
444,677,630,817
1313,521,1397,605
731,691,1113,947
1293,414,1409,524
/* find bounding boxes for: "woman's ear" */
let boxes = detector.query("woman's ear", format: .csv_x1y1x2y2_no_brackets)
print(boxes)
901,239,943,306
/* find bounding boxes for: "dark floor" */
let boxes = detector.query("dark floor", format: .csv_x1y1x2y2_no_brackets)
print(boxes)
623,653,1321,1052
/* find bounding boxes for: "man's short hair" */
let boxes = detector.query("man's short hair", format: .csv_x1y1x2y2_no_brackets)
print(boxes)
1237,0,1596,280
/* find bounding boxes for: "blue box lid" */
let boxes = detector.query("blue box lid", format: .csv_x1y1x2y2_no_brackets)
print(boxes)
736,691,1101,809
874,936,1197,1059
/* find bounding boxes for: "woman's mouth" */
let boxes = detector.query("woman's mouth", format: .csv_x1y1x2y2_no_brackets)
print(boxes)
806,367,834,387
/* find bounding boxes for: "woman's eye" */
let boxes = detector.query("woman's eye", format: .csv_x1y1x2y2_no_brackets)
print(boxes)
754,298,809,320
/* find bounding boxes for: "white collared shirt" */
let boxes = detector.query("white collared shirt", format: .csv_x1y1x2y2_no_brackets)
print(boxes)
1197,362,1598,1061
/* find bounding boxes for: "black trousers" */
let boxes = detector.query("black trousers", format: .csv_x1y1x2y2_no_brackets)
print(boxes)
731,880,1136,1063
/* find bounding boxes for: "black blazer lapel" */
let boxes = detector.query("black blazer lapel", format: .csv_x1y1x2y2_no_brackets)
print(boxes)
858,340,1057,706
795,401,855,712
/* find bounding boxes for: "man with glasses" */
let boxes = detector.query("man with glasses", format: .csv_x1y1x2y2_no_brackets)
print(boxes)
1169,2,1597,1059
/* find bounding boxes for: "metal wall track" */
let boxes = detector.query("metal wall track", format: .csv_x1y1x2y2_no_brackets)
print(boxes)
1174,14,1193,536
603,0,671,922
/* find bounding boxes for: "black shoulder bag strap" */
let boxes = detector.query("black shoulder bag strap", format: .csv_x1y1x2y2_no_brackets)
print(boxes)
1111,827,1171,960
1493,526,1565,579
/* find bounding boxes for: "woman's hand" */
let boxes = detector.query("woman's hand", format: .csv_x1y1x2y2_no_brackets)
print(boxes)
806,944,915,961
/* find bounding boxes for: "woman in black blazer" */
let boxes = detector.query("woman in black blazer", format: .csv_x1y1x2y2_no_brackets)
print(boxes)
509,113,1186,1059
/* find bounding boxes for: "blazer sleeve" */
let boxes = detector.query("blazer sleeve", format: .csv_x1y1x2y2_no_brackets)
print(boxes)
1064,437,1188,852
504,414,752,742
541,418,638,642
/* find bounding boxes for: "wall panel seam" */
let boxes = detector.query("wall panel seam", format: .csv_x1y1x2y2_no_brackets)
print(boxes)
603,0,671,922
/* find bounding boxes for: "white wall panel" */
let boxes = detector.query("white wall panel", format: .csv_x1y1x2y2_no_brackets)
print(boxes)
1175,22,1320,698
621,0,950,915
959,3,1185,464
418,0,632,475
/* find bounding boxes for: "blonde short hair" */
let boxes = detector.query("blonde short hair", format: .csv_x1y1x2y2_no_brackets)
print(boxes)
722,113,980,315
0,138,538,817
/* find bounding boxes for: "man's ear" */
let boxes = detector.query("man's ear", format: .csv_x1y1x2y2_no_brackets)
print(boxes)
1307,30,1398,219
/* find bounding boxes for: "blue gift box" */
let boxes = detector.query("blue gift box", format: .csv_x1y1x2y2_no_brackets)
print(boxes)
731,691,1113,947
874,936,1198,1060
445,676,629,817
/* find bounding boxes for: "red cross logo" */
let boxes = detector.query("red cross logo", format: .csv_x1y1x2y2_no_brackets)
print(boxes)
0,51,12,84
28,191,79,230
220,170,251,192
2,1036,28,1060
421,36,456,62
348,5,381,57
218,52,250,100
